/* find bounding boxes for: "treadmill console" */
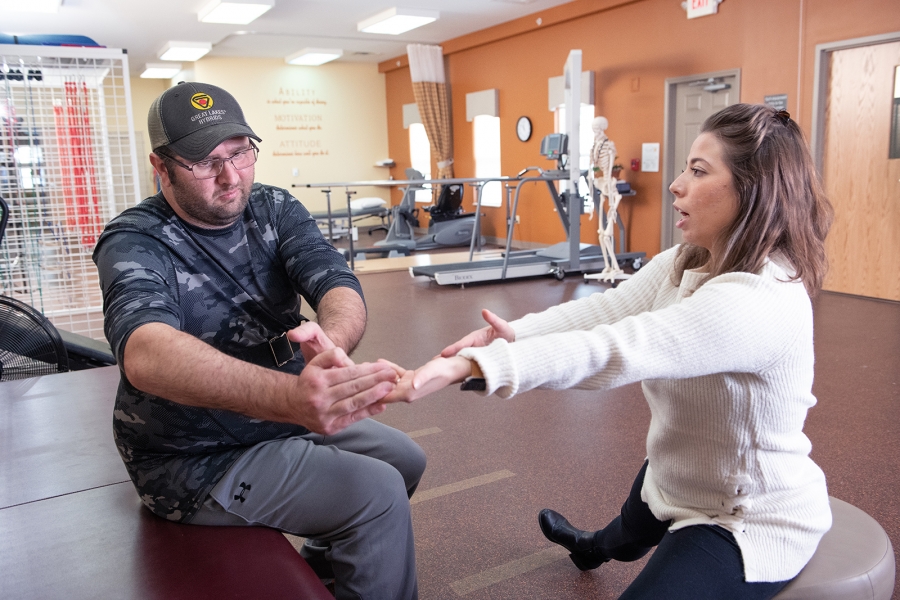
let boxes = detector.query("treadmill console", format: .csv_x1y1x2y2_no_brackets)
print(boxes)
540,133,568,161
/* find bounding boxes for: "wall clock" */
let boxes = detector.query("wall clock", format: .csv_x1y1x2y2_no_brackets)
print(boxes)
516,116,532,142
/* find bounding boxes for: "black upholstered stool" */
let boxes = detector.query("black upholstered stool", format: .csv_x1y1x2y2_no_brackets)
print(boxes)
775,497,895,599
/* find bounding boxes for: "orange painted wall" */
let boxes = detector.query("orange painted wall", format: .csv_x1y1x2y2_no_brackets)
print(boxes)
383,0,900,257
800,0,900,133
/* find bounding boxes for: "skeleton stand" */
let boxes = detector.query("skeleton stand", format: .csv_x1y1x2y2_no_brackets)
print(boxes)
585,133,631,284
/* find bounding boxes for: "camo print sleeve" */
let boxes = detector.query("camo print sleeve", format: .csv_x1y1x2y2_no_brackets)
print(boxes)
94,230,183,366
264,186,364,310
93,188,348,522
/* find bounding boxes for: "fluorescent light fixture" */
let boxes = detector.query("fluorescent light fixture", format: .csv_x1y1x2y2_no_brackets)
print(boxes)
141,63,183,79
286,48,343,66
198,0,274,24
0,0,60,12
158,41,212,62
358,7,439,35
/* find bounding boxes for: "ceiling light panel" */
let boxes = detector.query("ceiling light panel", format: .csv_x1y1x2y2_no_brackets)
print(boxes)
358,8,439,35
0,0,60,12
158,41,212,62
141,63,183,79
286,48,343,66
198,0,274,25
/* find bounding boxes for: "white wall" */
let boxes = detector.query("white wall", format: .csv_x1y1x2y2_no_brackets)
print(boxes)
129,76,167,199
194,57,390,211
130,57,391,212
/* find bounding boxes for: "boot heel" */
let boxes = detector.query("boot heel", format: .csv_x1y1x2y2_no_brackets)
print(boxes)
539,509,609,571
569,551,608,571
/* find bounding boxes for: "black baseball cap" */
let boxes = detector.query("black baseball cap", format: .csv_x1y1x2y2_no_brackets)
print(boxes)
148,81,261,161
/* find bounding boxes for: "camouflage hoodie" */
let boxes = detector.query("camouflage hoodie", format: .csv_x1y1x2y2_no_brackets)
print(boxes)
93,183,363,521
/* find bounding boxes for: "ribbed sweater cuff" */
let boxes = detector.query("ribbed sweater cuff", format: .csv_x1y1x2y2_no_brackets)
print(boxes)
458,340,518,398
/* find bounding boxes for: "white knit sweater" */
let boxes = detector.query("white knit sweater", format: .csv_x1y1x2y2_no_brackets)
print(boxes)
458,247,831,582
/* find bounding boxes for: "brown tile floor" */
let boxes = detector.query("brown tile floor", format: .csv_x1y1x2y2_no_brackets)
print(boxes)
349,269,899,599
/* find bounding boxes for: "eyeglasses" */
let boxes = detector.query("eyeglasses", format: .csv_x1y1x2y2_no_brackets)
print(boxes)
158,142,258,180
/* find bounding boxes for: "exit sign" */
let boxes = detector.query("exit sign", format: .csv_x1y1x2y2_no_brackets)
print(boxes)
685,0,720,19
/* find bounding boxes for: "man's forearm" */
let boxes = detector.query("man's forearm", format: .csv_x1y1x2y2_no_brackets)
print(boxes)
315,286,367,354
122,321,396,435
123,322,297,422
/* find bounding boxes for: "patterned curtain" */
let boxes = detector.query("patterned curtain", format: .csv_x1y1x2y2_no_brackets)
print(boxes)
407,44,454,179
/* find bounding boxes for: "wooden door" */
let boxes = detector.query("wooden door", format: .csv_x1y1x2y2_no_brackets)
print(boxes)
823,41,900,301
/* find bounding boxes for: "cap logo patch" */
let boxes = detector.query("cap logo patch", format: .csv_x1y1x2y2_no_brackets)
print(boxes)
191,93,213,110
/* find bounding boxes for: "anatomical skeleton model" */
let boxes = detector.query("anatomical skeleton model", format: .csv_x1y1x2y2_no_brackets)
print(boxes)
586,116,630,283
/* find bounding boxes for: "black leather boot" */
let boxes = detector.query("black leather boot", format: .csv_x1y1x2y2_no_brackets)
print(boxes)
538,509,609,571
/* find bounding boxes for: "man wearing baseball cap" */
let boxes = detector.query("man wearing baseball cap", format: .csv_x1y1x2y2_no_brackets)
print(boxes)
93,82,424,600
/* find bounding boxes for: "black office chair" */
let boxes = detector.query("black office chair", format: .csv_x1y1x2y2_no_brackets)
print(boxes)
58,328,117,370
0,195,115,377
0,195,7,246
424,183,469,224
0,294,70,381
0,196,69,380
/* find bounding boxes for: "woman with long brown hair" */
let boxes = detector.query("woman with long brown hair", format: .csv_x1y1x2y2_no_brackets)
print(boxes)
385,103,835,599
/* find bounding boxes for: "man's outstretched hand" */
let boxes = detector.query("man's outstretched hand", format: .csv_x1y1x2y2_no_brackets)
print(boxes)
289,348,399,435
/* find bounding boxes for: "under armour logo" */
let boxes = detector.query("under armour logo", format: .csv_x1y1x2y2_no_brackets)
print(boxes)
234,482,251,503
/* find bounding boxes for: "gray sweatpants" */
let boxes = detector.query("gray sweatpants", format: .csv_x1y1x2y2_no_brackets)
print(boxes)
190,419,426,600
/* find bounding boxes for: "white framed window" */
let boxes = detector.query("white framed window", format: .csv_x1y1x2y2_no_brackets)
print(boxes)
555,103,595,200
14,145,43,189
473,114,502,208
408,123,433,203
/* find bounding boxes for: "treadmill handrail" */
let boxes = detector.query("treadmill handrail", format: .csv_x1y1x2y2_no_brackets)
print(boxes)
502,172,582,279
293,176,523,189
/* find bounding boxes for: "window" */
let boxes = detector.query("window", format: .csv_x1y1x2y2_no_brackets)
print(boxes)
408,123,433,203
14,145,44,189
473,114,502,207
555,103,595,200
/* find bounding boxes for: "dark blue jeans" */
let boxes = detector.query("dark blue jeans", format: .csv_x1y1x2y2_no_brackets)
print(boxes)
596,461,791,600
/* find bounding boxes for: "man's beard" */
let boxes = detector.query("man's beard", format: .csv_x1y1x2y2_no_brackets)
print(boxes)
170,179,252,228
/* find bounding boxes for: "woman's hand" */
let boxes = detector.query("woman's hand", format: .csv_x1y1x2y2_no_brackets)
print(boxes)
440,309,514,357
380,356,473,403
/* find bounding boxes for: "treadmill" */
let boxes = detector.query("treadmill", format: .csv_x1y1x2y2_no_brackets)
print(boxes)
410,133,644,286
